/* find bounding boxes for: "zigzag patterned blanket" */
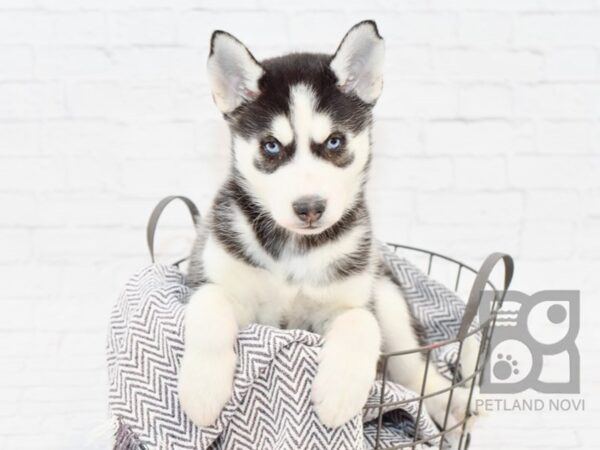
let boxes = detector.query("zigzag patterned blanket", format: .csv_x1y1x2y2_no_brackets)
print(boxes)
107,245,472,449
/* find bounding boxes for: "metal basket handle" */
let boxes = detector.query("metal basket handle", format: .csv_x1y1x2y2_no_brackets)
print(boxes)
457,252,514,340
146,195,201,263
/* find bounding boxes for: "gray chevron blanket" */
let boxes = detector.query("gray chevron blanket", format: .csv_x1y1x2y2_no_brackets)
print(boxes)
107,245,472,450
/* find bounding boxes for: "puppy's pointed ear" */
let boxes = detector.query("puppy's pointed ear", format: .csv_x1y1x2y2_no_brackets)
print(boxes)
207,31,264,113
330,21,385,104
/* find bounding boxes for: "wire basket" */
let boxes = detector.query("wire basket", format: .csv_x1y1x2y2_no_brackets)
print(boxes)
147,196,514,450
368,243,514,450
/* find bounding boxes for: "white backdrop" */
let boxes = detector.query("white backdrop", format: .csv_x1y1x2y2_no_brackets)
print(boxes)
0,1,598,449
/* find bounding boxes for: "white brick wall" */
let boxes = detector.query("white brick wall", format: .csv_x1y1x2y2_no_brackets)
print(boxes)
0,1,598,449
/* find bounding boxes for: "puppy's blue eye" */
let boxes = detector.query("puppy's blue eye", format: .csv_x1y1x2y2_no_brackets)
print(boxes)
263,141,281,155
326,136,342,150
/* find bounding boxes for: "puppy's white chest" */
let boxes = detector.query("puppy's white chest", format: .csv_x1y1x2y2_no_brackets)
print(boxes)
252,270,302,326
203,230,374,332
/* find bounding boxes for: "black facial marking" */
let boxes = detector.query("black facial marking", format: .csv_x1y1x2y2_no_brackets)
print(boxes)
253,139,296,174
227,53,373,140
310,135,355,168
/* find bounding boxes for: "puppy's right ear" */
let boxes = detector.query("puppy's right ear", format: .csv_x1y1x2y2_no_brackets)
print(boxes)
207,31,264,114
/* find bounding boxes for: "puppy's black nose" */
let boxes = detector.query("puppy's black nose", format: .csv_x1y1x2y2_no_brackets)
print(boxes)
292,196,326,224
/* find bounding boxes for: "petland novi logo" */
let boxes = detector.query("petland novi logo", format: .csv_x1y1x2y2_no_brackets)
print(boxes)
479,290,580,394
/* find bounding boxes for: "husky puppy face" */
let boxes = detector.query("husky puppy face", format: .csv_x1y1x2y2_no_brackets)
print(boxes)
207,21,384,236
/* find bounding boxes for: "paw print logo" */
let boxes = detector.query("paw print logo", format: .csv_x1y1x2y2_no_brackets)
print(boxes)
487,339,532,386
493,354,519,380
479,290,580,394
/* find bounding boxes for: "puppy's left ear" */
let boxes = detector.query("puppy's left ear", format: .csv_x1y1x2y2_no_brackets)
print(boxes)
330,20,385,104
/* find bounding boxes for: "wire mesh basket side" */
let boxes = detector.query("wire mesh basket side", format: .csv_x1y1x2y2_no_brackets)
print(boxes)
368,244,512,450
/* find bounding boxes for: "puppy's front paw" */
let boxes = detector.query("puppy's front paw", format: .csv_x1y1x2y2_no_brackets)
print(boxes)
425,386,472,432
311,352,375,428
178,350,236,427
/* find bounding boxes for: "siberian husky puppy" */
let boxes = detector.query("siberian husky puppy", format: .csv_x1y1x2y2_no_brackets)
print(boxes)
179,20,474,430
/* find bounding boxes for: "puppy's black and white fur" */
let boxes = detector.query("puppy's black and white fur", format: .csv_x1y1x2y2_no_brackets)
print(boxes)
179,21,476,430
